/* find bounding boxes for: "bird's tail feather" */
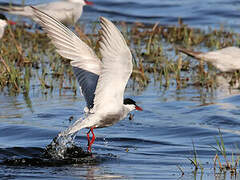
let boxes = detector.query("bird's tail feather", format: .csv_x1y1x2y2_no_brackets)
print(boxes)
60,117,89,136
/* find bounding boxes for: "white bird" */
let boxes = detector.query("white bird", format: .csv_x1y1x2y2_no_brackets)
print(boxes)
32,7,143,152
0,14,16,39
0,0,93,25
178,46,240,72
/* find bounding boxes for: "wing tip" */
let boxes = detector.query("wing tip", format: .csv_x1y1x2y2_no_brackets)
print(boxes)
30,5,41,16
30,5,55,23
100,16,113,27
30,6,45,21
100,16,106,22
30,5,36,10
177,46,202,58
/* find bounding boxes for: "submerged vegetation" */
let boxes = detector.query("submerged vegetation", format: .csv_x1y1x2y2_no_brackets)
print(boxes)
1,19,240,97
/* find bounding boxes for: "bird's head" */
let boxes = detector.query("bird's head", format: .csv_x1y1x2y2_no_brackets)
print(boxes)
123,98,143,112
0,14,16,26
0,14,16,28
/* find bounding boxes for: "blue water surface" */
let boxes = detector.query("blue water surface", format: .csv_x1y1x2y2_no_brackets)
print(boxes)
1,0,240,179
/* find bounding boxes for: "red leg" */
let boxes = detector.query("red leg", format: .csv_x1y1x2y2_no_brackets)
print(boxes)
87,128,95,152
90,128,95,146
87,129,91,147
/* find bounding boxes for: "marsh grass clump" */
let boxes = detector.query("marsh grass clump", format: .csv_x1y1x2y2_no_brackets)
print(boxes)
180,131,240,179
0,19,240,97
212,129,239,176
0,25,77,95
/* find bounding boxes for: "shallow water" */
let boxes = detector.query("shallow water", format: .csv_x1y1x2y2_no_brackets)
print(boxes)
3,0,240,31
1,0,240,179
1,80,240,179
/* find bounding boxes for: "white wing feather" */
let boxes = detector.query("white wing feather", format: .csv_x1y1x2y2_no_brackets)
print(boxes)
31,6,101,75
93,17,132,112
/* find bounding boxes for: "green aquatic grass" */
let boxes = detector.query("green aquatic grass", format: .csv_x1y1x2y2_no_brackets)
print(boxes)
212,129,239,175
0,18,240,97
178,130,240,179
188,141,204,173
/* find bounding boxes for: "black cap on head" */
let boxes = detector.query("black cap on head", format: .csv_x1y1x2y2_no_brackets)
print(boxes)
124,98,136,105
124,98,143,111
0,14,7,21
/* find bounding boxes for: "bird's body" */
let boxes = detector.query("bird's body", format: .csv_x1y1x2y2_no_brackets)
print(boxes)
0,0,93,25
32,7,142,152
66,100,136,134
178,46,240,72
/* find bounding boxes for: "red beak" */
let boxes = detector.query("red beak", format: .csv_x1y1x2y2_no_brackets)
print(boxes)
85,0,93,5
135,105,143,111
7,20,16,25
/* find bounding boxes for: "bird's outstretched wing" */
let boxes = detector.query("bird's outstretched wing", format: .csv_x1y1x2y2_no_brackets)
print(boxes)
93,17,132,112
32,6,101,109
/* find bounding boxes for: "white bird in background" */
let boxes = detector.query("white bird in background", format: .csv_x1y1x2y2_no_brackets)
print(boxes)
178,46,240,72
32,7,143,152
0,0,93,25
0,14,16,39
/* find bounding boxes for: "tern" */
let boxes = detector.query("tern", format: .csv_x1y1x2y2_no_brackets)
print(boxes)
0,14,16,39
32,7,143,152
0,0,93,25
178,46,240,72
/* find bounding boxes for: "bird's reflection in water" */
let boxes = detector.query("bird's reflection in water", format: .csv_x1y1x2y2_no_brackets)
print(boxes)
85,166,124,180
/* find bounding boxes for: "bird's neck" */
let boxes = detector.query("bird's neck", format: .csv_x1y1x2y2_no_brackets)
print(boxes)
122,104,135,117
0,20,7,39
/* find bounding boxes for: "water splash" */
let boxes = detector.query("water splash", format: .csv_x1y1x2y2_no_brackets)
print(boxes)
44,132,77,159
0,131,96,167
44,117,88,159
0,131,97,166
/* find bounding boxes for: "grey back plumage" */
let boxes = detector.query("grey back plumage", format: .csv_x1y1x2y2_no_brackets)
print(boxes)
73,67,99,109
